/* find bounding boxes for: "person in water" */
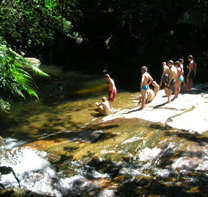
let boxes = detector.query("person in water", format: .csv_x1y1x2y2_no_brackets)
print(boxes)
159,62,169,89
186,55,197,91
164,60,177,103
174,61,183,99
140,66,153,109
105,74,117,109
95,96,110,116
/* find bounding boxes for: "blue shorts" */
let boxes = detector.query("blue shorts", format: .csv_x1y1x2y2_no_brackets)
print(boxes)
142,85,148,90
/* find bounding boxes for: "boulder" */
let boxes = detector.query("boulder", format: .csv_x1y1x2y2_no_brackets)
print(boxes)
24,57,41,67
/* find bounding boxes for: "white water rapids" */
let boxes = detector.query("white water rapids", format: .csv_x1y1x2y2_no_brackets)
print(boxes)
0,138,111,196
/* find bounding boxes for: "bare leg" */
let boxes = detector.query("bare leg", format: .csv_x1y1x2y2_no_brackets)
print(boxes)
190,79,193,90
165,88,171,103
174,81,181,99
174,88,178,99
141,89,146,109
97,105,104,115
108,100,112,109
182,80,187,91
159,81,162,89
186,77,191,91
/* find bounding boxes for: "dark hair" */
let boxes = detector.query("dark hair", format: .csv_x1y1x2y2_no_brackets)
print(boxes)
188,55,193,59
168,60,173,64
141,66,148,72
175,61,180,66
105,74,110,78
178,58,184,63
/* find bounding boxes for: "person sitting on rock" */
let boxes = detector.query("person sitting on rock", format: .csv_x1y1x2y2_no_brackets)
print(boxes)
95,97,110,116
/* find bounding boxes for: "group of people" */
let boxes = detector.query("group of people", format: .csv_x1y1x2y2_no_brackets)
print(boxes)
95,55,197,115
140,55,197,108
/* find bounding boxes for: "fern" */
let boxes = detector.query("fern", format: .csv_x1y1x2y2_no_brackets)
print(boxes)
0,42,49,111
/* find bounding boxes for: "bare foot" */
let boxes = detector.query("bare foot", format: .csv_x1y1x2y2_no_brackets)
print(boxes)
166,100,171,103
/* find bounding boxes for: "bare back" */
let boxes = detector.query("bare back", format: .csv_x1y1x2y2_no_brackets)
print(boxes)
147,89,155,102
189,60,196,72
102,101,110,114
108,78,117,92
163,65,169,75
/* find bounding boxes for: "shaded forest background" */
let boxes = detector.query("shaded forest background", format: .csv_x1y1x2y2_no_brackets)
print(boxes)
1,0,208,91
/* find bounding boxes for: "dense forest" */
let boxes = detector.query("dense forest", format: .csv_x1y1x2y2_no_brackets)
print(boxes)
1,0,208,92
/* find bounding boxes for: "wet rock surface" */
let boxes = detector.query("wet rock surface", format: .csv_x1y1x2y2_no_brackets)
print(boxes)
1,70,208,197
104,84,208,134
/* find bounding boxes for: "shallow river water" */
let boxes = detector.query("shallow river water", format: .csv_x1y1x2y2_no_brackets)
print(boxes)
0,65,208,197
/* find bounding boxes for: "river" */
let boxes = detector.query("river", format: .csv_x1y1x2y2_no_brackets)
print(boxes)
0,65,208,197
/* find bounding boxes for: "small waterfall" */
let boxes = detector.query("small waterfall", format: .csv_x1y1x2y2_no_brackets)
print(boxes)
0,138,110,196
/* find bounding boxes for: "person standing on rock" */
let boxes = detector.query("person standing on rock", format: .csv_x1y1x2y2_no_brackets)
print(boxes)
164,60,177,103
178,58,188,91
159,62,169,89
174,61,183,99
140,66,153,109
105,74,117,109
186,55,197,91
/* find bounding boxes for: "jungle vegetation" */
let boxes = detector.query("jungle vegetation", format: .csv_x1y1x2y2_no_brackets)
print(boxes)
0,0,208,110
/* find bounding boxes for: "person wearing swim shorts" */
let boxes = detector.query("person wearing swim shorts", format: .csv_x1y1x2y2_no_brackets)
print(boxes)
164,60,177,103
186,55,197,91
95,96,110,116
160,62,169,89
174,61,183,99
140,66,153,109
178,58,187,91
105,74,117,109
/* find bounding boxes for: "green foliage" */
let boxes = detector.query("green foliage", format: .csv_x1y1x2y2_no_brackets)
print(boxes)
0,0,81,47
0,38,49,112
1,0,208,84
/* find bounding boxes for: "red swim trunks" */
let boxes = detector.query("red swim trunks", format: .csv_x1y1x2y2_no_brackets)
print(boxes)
108,90,117,102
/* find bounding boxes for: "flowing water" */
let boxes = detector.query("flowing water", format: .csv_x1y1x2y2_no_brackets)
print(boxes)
0,65,208,197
